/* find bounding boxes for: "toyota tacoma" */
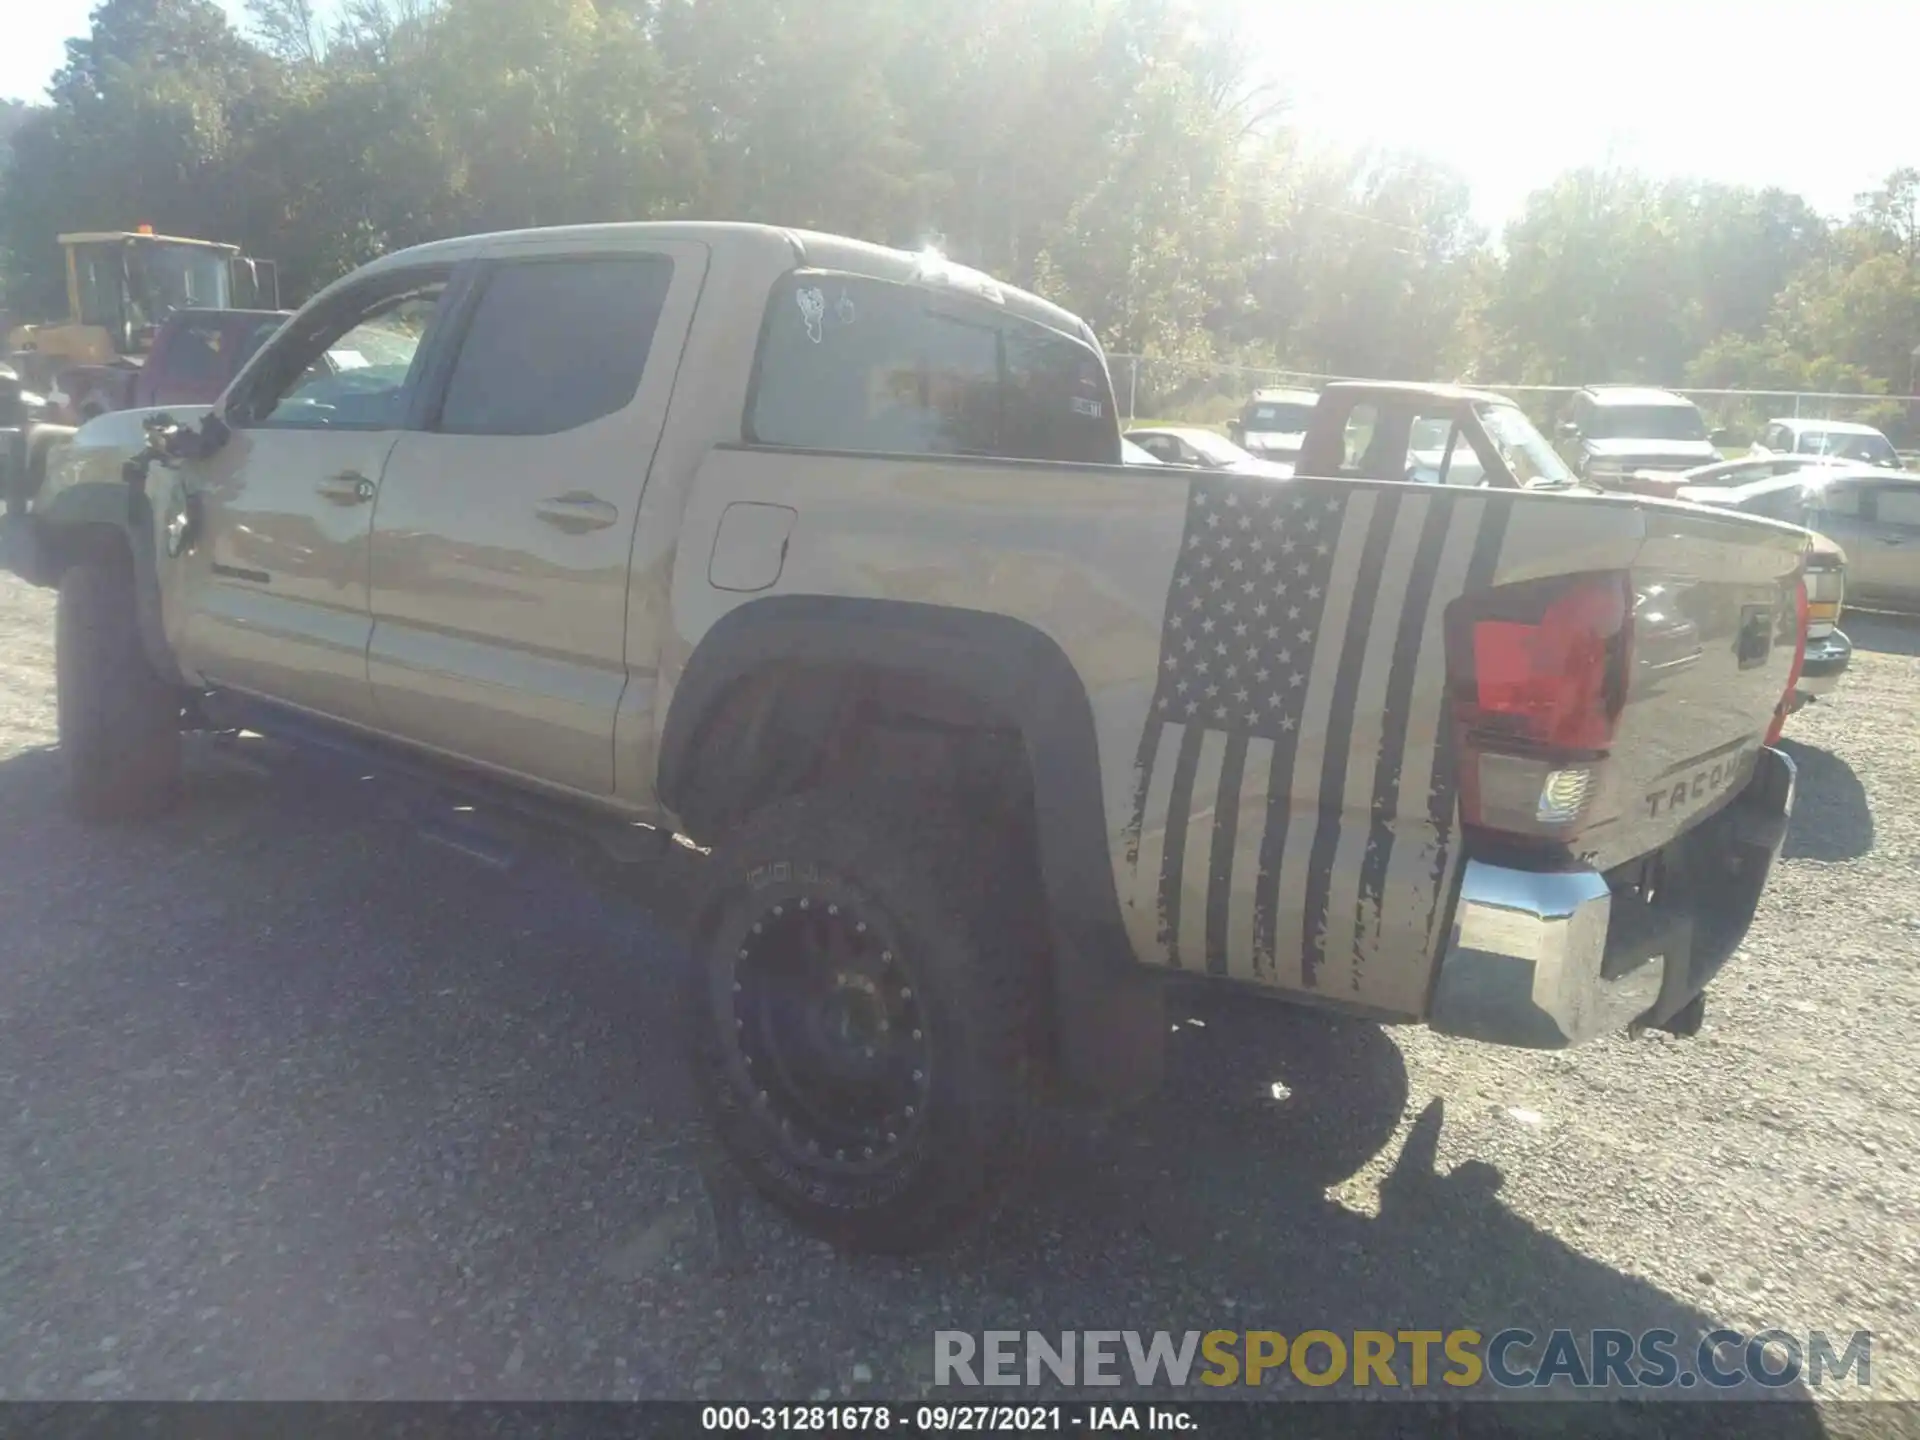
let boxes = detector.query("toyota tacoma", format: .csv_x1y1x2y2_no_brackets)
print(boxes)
3,223,1809,1249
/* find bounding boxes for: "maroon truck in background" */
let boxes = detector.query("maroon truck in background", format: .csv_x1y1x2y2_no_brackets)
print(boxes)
49,308,290,424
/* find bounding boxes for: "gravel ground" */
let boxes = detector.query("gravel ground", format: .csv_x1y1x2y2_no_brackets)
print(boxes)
1,570,1918,1427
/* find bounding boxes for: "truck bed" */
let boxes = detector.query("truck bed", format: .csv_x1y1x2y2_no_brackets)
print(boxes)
672,449,1806,1024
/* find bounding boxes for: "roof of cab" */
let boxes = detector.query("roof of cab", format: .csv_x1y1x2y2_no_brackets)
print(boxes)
1249,387,1319,404
1766,417,1886,436
1578,385,1696,407
352,222,1099,346
1126,425,1228,444
1319,379,1515,407
58,231,240,252
171,308,290,322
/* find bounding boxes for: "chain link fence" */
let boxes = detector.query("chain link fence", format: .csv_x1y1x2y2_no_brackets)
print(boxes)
1108,354,1920,465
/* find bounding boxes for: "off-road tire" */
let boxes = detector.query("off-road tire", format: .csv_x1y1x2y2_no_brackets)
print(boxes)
687,787,1042,1252
56,555,182,821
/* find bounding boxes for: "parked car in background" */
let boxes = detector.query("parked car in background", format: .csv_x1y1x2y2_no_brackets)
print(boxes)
1225,387,1318,464
1124,425,1293,477
1677,471,1856,708
1646,453,1847,493
1749,417,1902,470
1557,386,1721,485
49,308,290,423
1120,436,1165,465
1791,465,1920,614
0,362,72,522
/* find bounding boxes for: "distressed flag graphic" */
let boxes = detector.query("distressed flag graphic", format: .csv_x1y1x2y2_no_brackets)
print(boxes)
1121,475,1511,1001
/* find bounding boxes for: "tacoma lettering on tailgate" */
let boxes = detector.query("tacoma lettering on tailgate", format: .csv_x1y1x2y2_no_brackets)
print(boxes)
1644,749,1754,820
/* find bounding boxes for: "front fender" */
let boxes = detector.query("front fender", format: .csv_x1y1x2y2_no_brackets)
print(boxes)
33,405,212,687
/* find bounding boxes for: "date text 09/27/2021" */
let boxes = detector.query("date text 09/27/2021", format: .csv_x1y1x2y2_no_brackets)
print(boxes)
702,1406,1187,1432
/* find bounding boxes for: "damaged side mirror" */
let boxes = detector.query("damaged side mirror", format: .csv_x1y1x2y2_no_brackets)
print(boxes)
141,409,230,463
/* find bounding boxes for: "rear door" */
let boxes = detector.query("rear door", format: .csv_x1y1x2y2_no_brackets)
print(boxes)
365,239,707,795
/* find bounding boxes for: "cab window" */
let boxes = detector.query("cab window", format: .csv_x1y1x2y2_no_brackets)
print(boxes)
1813,482,1868,519
436,256,674,436
1340,404,1380,472
1872,484,1920,530
1407,414,1465,483
748,272,1118,465
233,269,450,431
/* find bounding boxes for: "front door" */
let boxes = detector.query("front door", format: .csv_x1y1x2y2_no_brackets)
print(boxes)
1846,480,1920,607
365,241,706,796
175,266,454,726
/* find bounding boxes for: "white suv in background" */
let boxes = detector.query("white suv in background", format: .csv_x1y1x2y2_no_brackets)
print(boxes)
1557,386,1721,484
1750,417,1902,470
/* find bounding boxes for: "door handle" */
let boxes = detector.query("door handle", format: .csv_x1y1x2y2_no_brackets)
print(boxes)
317,471,376,505
535,492,619,533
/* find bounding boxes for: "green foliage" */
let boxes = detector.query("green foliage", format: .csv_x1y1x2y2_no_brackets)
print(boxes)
0,0,1915,424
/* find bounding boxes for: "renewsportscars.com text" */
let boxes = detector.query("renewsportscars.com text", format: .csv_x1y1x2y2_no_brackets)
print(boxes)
933,1329,1872,1391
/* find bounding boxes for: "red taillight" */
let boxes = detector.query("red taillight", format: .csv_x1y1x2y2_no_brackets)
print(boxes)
1449,572,1632,839
1766,577,1809,747
1470,577,1628,751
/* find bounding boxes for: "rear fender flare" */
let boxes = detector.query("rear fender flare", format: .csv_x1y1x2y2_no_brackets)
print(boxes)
661,596,1129,969
661,597,1161,1096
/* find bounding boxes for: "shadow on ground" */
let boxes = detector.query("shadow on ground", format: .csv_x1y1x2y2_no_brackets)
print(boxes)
1844,611,1920,658
0,738,1834,1420
1778,739,1873,862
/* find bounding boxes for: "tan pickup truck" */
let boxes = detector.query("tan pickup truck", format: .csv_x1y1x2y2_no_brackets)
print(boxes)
2,223,1810,1250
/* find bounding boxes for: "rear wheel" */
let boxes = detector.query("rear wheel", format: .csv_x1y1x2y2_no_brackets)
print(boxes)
56,555,182,821
687,788,1040,1251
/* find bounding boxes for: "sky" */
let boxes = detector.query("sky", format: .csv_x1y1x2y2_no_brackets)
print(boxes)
6,0,1918,230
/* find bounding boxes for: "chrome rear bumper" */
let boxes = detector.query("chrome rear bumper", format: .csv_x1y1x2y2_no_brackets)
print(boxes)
1796,630,1851,697
1426,747,1796,1048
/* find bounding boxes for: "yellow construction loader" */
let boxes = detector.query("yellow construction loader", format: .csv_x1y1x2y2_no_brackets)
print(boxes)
4,226,279,391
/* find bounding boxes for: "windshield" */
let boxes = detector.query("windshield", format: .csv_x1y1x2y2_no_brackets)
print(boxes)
1797,429,1898,466
1121,438,1163,465
1587,403,1709,442
1410,418,1454,453
1735,485,1813,523
328,324,421,371
1180,431,1252,465
130,242,231,324
1478,403,1577,487
1246,401,1314,432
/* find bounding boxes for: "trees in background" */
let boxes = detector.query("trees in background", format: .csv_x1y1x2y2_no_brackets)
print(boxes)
2,0,1916,425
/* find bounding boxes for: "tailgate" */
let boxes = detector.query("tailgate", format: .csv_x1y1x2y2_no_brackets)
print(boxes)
1584,501,1807,870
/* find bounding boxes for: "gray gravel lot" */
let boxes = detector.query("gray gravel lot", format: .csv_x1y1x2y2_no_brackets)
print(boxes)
1,571,1917,1425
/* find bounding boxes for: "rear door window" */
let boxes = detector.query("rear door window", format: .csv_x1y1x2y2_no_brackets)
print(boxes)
748,273,1117,465
1003,325,1113,462
437,256,674,436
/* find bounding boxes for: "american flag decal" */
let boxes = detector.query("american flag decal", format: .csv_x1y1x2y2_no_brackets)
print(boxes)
1121,476,1510,1000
